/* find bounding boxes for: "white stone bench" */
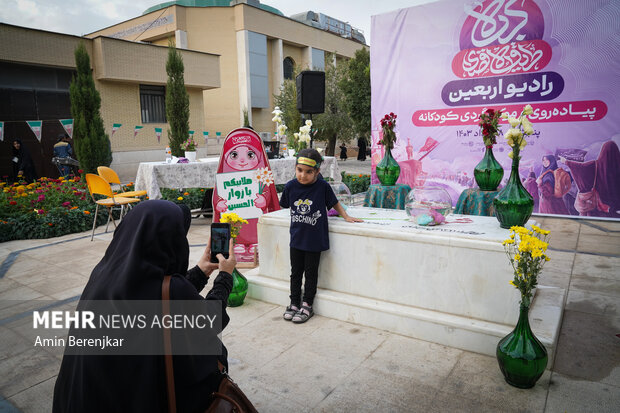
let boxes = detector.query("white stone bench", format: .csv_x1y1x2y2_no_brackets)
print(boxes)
246,207,565,362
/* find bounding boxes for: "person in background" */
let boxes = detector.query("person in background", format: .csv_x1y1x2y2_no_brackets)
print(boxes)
53,134,73,177
357,136,367,161
339,143,348,161
11,138,37,183
279,149,362,324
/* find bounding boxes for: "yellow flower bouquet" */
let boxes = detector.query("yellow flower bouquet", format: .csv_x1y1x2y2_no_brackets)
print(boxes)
502,225,551,307
220,212,248,240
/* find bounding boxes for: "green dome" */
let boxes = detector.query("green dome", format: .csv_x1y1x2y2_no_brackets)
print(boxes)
143,0,283,16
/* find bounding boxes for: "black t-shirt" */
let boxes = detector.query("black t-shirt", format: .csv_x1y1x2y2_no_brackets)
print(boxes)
279,178,339,252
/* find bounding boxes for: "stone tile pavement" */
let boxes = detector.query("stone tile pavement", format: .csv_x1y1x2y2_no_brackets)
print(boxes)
0,193,619,411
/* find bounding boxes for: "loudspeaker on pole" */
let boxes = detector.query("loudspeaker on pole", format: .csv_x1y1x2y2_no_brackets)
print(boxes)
296,71,325,114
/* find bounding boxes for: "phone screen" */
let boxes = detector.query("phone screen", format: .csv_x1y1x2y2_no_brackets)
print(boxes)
210,225,230,262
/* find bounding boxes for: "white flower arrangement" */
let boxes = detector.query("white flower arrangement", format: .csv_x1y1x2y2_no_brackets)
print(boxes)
293,120,313,150
272,106,287,138
503,104,534,159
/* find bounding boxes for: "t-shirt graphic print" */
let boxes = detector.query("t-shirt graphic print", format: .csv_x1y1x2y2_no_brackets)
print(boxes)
279,178,338,251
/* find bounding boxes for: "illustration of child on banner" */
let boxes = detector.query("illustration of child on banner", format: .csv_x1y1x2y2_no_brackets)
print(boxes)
212,128,280,261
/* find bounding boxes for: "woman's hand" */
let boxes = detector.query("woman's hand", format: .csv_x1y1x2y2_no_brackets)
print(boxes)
216,238,237,274
197,237,219,276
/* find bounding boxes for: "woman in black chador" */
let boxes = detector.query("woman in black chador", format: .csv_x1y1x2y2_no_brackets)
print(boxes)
357,136,367,161
339,143,348,160
11,139,37,182
52,200,236,412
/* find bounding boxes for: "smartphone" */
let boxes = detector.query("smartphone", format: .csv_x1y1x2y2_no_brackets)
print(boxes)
210,223,231,263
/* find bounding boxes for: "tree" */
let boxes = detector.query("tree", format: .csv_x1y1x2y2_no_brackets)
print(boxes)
313,58,354,156
166,41,190,157
242,107,250,128
273,67,301,145
70,42,112,173
340,48,371,140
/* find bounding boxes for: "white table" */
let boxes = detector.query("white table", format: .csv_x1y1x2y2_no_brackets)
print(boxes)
246,208,565,360
135,156,340,199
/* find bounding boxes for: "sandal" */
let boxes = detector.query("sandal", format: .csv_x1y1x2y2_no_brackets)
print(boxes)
283,305,299,321
292,305,313,324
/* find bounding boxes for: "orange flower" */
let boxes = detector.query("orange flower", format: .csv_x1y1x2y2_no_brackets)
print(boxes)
48,223,54,226
359,174,363,177
183,192,189,196
84,210,91,215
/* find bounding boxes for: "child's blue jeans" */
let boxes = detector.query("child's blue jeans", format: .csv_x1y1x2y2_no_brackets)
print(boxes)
289,247,321,307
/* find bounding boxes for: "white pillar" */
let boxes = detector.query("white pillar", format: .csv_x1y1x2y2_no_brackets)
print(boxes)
302,46,313,70
236,30,252,126
175,30,187,49
271,38,283,99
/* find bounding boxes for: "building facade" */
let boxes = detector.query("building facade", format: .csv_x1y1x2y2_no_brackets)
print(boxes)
88,0,367,148
1,0,367,180
0,23,219,179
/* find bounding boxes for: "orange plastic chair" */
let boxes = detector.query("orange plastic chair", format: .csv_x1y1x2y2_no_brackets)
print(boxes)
97,166,147,198
85,173,140,241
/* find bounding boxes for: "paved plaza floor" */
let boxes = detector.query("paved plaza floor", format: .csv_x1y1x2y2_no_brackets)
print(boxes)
0,159,618,412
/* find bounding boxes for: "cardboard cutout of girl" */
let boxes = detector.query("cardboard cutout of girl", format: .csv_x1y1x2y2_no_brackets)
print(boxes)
212,128,280,259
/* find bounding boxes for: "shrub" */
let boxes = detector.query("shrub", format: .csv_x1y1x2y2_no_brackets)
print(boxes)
160,187,206,210
341,172,370,194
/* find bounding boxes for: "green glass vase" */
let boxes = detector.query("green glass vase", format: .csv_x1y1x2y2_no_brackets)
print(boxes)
227,268,248,307
474,147,504,191
376,146,400,186
496,303,548,388
493,152,533,228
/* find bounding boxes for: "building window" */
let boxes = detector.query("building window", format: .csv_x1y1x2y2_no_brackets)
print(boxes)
140,85,166,123
283,57,295,80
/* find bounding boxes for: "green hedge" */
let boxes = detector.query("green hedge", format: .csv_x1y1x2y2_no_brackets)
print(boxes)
160,187,207,210
275,173,371,195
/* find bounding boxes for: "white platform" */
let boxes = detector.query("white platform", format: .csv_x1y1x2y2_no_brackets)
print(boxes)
247,207,566,362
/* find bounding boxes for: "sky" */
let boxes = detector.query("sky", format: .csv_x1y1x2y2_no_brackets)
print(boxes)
0,0,435,44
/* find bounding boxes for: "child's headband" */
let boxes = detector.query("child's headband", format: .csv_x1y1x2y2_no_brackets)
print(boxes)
297,156,319,169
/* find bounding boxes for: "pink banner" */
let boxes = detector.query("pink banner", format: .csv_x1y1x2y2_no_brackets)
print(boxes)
371,0,620,220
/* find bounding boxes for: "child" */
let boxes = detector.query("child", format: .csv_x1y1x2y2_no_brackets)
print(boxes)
279,148,362,323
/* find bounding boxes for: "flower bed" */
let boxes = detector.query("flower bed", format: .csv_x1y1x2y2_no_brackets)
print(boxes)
0,174,112,242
